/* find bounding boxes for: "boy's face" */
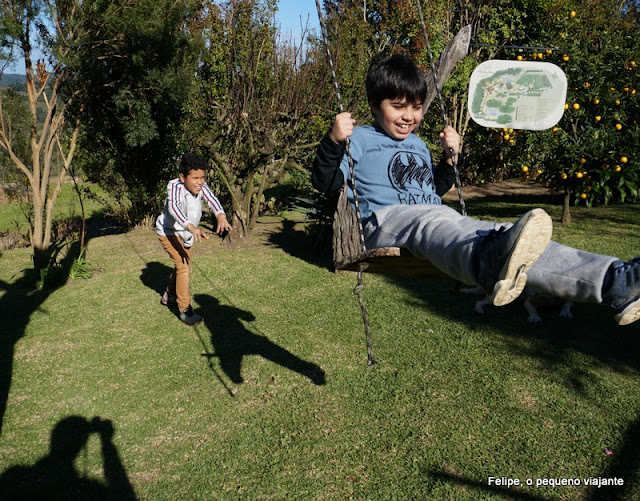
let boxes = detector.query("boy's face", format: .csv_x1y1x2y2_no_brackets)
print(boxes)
179,168,206,195
371,98,423,140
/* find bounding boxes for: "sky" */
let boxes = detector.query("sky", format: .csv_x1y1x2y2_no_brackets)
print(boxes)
276,0,319,40
4,0,321,75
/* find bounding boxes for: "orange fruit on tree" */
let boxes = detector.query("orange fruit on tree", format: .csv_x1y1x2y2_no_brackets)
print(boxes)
615,165,622,172
580,193,587,199
573,103,580,110
570,10,577,17
562,55,570,62
595,116,601,122
576,172,583,178
621,156,628,164
594,98,600,104
616,123,623,130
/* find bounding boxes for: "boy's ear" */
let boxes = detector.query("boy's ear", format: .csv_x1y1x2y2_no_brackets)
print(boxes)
179,173,186,184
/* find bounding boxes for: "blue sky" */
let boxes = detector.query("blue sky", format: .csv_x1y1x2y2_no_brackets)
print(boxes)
5,1,320,74
276,0,319,39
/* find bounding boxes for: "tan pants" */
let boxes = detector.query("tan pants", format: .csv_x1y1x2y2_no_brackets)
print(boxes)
158,234,192,312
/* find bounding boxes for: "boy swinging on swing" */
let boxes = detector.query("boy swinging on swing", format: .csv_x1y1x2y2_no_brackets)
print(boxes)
312,54,640,325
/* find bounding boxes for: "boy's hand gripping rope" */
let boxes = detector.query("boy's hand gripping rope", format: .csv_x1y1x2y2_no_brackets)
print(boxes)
414,0,467,217
314,0,375,366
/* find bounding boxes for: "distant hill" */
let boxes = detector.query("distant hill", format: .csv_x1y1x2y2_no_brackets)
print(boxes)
0,73,27,87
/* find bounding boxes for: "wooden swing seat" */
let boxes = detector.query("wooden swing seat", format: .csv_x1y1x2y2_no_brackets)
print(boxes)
331,186,449,278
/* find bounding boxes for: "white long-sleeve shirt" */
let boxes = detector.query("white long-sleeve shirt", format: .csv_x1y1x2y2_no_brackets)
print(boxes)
156,178,225,248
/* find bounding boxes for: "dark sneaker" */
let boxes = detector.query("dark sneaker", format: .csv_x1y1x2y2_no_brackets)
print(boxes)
603,257,640,325
161,291,177,306
475,208,552,306
179,306,203,326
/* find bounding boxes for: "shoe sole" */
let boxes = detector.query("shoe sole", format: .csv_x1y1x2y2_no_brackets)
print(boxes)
615,297,640,326
489,209,553,307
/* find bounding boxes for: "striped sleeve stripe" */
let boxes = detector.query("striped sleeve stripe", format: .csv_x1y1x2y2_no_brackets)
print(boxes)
202,184,224,214
170,182,189,224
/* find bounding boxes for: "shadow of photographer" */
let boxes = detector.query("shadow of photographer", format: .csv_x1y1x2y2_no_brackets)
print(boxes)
0,415,136,500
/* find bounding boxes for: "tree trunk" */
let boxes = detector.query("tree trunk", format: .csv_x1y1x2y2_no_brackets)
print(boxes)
561,189,572,224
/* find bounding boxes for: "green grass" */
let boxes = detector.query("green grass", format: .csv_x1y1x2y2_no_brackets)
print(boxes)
0,181,113,235
1,194,640,500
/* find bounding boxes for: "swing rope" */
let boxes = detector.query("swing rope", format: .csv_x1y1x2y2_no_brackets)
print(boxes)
314,0,375,366
414,0,467,216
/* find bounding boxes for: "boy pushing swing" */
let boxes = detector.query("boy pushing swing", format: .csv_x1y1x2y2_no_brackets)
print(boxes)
156,153,232,326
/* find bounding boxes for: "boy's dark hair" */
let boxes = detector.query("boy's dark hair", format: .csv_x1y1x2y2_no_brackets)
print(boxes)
366,54,427,108
178,153,209,176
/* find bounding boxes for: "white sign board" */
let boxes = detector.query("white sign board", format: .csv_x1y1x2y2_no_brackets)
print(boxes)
469,60,567,130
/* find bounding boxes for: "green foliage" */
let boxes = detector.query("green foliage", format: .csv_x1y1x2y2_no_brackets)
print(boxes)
0,87,30,184
182,0,329,234
521,4,640,207
68,248,92,280
67,0,203,226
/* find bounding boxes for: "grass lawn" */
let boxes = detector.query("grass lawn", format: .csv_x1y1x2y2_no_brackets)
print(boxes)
1,192,640,500
0,181,115,235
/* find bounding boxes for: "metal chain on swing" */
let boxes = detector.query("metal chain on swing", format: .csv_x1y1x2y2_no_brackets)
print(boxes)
415,0,467,216
314,0,375,366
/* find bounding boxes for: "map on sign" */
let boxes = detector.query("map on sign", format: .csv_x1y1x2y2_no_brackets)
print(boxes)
469,60,567,130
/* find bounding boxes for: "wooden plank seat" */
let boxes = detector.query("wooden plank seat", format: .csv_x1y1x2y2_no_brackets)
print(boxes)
332,185,449,278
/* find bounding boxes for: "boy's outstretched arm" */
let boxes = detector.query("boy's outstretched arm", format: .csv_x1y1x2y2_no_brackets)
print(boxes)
215,213,232,235
311,113,355,195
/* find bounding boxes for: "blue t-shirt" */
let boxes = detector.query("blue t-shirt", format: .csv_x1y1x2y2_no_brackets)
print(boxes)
339,125,442,220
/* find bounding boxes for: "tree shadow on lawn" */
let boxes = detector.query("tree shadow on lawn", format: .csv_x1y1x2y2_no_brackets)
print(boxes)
265,219,333,272
380,276,640,500
139,262,326,389
0,214,128,436
0,415,136,500
0,240,85,437
386,274,640,393
428,411,640,500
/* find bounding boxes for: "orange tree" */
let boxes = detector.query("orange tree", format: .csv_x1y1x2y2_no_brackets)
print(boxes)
524,4,639,222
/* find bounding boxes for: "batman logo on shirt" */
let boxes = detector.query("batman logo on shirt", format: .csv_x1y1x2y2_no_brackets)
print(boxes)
388,151,438,205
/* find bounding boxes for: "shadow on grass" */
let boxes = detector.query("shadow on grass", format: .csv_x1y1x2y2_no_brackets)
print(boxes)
139,262,326,389
266,219,333,272
0,212,129,436
0,240,85,436
0,415,136,500
194,293,326,387
429,470,550,500
388,274,640,389
428,411,640,501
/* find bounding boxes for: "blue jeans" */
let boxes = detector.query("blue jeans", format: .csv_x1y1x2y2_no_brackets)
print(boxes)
363,204,616,303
